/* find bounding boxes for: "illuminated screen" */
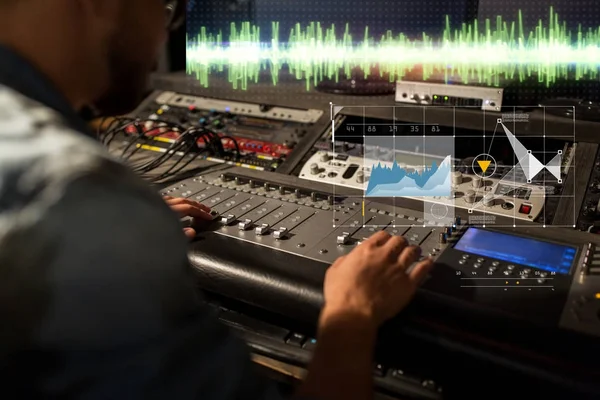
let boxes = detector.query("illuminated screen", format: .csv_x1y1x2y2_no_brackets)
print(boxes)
453,228,576,274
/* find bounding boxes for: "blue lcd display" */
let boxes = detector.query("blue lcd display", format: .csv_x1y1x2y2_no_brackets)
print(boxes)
453,228,576,274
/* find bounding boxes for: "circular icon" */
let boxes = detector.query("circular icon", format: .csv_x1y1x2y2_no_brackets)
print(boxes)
472,153,497,178
429,203,449,219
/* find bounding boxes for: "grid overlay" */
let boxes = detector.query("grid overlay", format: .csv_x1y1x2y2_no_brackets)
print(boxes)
329,105,576,228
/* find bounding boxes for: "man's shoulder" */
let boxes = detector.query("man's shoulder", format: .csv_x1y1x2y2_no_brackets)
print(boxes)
0,84,139,199
0,84,111,169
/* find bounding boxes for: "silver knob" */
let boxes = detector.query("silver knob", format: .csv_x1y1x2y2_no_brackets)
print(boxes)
319,152,330,162
238,218,253,230
472,176,483,188
310,163,319,175
255,223,270,235
451,171,462,185
337,232,350,245
273,227,288,239
465,190,476,203
439,232,447,244
356,171,365,183
483,196,494,207
221,214,236,225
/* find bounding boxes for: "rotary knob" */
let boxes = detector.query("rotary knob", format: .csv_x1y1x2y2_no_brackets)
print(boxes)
319,152,330,162
451,171,463,185
472,176,483,188
356,170,365,183
465,190,476,203
310,163,319,175
439,232,447,244
483,196,495,207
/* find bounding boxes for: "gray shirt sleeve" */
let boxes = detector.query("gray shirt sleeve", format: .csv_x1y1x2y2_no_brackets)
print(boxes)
8,170,285,399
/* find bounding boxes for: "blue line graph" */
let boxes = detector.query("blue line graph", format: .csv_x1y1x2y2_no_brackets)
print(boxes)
365,155,452,197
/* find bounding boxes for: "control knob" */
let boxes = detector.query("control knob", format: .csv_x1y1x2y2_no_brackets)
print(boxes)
273,227,288,239
439,232,447,244
255,223,270,235
483,196,494,207
465,190,476,203
310,192,317,202
310,163,319,175
451,171,463,185
279,186,286,195
472,176,483,188
319,152,330,162
337,232,351,245
238,219,253,230
445,227,452,238
221,214,236,225
356,170,365,183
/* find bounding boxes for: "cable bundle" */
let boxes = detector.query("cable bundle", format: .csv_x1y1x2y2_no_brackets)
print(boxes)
97,117,241,182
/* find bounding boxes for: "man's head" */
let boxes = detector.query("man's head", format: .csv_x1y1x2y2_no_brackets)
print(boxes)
0,0,175,115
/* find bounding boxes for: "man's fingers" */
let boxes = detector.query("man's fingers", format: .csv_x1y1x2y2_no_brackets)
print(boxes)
408,258,434,286
364,230,391,247
397,245,421,269
183,227,196,240
381,235,408,260
170,203,213,220
165,197,212,212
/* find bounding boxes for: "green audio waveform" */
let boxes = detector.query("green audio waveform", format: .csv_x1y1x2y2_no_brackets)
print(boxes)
186,7,600,90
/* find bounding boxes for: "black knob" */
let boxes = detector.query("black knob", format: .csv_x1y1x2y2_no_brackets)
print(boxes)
220,174,231,182
279,186,285,195
249,180,255,188
259,104,273,112
328,195,334,205
294,189,301,198
310,192,317,202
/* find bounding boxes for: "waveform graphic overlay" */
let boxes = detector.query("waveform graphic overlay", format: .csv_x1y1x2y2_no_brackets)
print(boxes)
365,156,452,197
187,8,600,90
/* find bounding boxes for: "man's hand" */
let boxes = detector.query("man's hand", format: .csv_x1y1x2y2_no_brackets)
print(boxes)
163,196,212,239
297,231,433,400
322,230,433,326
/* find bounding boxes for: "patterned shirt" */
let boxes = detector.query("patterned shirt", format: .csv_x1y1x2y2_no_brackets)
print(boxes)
0,45,283,399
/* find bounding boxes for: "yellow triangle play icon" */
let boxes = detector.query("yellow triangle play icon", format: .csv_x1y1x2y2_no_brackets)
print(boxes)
477,160,491,173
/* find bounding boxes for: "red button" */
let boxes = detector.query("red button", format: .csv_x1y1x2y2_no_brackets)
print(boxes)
519,204,532,214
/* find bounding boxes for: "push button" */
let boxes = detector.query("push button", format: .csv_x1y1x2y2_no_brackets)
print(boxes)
519,204,532,214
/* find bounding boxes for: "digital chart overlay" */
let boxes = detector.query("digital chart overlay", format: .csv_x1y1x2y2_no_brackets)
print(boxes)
329,105,576,228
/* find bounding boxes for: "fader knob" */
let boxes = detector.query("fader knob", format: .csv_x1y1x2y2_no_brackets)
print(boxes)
465,190,476,203
310,163,319,175
451,171,463,185
279,186,285,195
248,180,256,188
310,192,317,202
319,153,330,162
356,170,365,183
472,176,483,188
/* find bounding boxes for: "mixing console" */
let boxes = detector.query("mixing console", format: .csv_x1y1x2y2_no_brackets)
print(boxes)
162,167,600,339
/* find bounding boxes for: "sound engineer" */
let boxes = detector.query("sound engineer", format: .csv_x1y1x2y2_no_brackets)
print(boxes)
0,1,433,399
